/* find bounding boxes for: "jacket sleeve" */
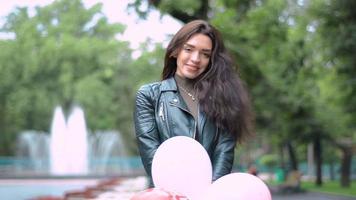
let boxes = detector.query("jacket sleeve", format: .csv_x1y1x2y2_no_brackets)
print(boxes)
211,130,237,181
133,86,160,186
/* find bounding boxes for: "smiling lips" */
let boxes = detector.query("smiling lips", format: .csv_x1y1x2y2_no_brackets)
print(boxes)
186,64,200,71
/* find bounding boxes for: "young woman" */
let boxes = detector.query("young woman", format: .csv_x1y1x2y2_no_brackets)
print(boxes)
134,20,253,187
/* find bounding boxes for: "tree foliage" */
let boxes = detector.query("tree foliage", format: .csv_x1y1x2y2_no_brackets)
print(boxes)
131,0,356,187
0,0,132,155
0,0,355,186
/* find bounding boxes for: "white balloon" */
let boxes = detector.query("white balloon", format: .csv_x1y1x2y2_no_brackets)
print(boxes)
203,173,272,200
152,136,212,200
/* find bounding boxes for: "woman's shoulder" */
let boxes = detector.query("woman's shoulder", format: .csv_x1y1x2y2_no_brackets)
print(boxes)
138,81,162,92
136,81,163,99
137,77,175,97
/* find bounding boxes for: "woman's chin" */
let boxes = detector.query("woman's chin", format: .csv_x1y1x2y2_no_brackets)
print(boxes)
182,72,200,79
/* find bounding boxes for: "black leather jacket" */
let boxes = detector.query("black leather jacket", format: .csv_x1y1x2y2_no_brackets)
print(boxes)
134,77,236,185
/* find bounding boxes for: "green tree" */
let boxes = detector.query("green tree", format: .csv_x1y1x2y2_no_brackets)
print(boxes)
129,0,352,185
308,0,356,187
0,0,133,155
130,0,356,186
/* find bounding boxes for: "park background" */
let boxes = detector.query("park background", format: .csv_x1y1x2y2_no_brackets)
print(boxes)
0,0,355,198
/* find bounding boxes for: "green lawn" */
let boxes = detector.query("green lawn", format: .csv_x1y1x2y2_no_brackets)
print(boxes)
301,180,356,197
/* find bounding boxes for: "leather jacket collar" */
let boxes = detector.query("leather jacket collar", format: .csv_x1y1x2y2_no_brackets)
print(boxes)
160,77,190,112
161,76,178,92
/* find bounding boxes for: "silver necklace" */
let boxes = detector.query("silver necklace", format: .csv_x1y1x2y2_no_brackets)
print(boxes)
178,85,196,101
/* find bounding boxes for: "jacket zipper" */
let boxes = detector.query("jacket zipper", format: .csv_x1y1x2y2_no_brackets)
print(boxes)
160,101,171,135
195,105,199,140
159,102,165,121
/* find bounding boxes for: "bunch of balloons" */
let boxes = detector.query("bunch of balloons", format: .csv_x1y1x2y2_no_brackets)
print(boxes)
131,136,272,200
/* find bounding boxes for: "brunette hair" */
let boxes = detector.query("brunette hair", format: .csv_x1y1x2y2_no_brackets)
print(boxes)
162,20,254,142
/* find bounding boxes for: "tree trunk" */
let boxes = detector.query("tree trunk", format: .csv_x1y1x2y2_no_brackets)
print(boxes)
340,147,352,187
286,141,298,170
313,135,323,186
331,138,353,188
149,0,209,23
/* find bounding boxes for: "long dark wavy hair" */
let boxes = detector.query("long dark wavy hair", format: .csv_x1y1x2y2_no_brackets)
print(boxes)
162,20,254,142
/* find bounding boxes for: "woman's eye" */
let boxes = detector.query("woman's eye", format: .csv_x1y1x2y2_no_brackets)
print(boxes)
203,53,211,58
184,47,192,52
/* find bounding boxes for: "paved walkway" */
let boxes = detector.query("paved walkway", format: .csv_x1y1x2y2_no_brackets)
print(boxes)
1,177,356,200
273,192,356,200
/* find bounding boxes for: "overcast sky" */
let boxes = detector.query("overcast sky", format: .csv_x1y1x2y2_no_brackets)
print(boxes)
0,0,182,50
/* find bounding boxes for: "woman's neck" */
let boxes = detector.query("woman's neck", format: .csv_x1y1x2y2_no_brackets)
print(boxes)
174,74,196,91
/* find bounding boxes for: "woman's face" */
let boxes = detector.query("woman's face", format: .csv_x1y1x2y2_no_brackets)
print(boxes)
175,33,212,79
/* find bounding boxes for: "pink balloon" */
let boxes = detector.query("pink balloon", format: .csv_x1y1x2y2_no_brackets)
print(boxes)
203,173,272,200
152,136,212,200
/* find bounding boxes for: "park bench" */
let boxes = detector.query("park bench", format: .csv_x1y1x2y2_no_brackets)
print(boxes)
277,170,303,193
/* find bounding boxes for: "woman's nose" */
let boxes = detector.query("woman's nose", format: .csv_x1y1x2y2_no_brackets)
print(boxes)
190,51,200,63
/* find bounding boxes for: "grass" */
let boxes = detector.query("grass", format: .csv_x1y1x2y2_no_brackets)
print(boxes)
301,180,356,197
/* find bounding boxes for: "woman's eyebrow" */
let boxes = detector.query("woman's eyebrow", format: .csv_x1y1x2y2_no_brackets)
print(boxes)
183,43,194,48
184,43,212,52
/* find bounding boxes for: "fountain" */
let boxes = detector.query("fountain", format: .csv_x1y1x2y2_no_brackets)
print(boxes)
16,131,49,172
50,106,88,175
12,105,143,177
90,130,129,173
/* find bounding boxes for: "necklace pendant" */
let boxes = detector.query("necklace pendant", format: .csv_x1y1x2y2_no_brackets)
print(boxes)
179,85,196,101
188,93,195,101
